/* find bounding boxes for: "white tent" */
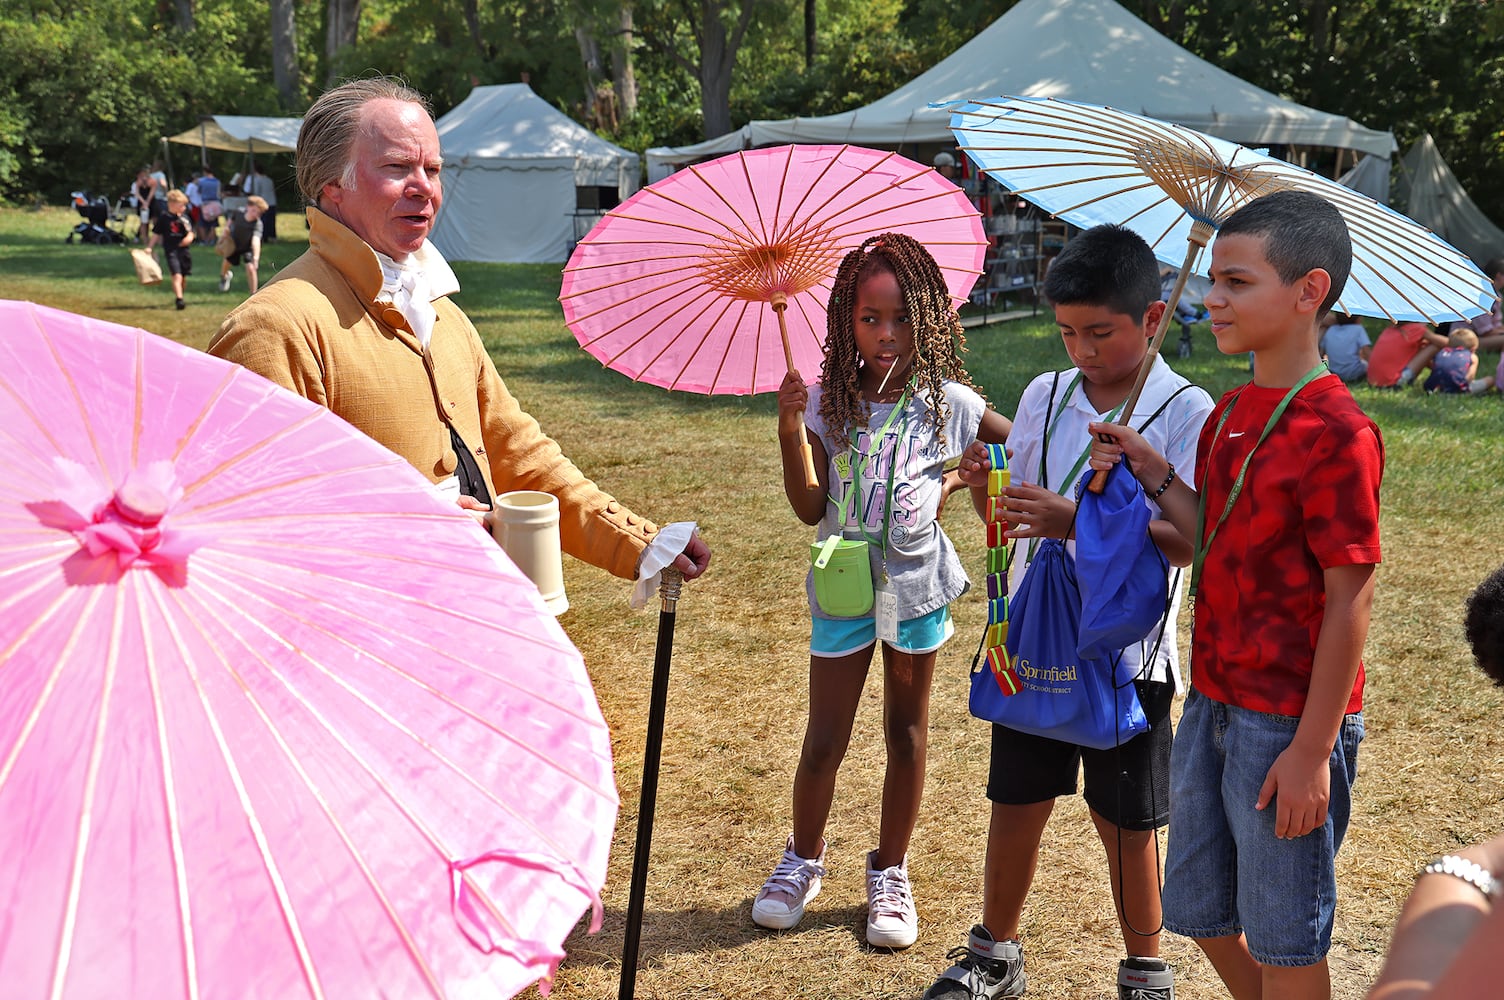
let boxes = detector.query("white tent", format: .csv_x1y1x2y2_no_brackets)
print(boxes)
1337,154,1392,203
1394,133,1504,270
430,84,640,264
166,116,302,155
648,0,1394,179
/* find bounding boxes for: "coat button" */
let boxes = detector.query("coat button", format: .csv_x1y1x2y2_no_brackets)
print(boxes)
606,501,621,513
380,306,406,327
440,450,457,474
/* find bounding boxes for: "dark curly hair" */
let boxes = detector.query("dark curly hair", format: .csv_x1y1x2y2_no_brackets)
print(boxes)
1465,564,1504,688
818,233,983,449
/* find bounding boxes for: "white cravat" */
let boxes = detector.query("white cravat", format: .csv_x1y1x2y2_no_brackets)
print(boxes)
374,241,461,351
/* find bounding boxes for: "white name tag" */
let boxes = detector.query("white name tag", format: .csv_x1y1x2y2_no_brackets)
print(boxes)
874,587,899,644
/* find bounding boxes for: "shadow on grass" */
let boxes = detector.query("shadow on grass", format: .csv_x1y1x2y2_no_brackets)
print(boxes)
564,901,873,968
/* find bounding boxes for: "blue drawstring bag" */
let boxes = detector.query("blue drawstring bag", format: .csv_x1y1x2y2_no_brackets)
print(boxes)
1073,464,1169,660
969,466,1165,750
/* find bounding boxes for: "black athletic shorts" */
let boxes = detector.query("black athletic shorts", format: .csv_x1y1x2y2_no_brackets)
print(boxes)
163,246,192,277
985,678,1174,831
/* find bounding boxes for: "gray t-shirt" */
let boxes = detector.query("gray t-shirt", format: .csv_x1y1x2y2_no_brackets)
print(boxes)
229,208,263,252
804,381,986,620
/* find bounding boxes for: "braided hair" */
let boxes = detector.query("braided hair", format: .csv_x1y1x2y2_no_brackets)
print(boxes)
818,233,983,450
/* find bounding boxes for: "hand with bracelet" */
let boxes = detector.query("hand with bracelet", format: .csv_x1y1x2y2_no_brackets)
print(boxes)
1086,419,1198,545
1368,834,1504,999
1369,564,1504,998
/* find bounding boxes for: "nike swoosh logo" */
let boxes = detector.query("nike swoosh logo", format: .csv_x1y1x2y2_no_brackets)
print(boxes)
1227,431,1246,438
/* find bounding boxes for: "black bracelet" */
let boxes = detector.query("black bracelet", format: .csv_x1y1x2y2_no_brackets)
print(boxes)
1150,464,1176,499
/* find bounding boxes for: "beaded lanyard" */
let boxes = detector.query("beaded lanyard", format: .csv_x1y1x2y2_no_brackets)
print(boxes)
981,442,1022,696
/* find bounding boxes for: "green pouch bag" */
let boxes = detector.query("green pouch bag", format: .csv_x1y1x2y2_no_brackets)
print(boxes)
810,534,875,617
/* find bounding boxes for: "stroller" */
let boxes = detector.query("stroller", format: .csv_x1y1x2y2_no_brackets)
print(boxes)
66,191,128,245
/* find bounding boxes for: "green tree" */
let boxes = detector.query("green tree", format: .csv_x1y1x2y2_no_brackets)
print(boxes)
0,0,275,204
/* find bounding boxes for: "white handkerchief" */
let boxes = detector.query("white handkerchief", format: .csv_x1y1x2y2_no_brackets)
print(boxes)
631,521,698,609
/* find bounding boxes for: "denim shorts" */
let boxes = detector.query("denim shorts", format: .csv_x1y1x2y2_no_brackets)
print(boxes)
810,605,953,657
1161,689,1364,966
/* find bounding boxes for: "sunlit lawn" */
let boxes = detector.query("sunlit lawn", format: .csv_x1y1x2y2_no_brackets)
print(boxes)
4,204,1504,998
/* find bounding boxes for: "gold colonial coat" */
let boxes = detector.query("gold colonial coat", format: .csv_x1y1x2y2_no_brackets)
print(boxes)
209,207,657,580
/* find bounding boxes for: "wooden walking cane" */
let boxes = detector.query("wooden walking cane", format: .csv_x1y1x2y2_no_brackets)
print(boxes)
770,291,819,490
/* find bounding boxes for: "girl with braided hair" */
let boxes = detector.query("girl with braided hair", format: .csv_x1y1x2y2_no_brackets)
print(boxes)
752,233,1011,949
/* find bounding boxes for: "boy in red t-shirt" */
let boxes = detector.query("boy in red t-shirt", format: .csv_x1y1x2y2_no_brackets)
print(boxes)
1089,190,1383,1000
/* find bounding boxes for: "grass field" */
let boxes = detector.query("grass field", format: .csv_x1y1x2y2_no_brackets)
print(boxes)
5,204,1504,999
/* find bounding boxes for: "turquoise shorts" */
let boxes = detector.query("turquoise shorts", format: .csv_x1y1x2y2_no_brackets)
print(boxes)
810,605,953,657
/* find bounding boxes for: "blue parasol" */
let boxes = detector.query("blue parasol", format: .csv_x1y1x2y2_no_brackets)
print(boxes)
946,94,1496,494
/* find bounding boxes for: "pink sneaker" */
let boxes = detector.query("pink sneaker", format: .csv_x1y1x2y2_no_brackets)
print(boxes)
865,851,917,948
751,835,825,930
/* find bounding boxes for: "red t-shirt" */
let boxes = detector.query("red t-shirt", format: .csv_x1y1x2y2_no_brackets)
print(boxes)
1366,322,1430,387
1190,374,1384,716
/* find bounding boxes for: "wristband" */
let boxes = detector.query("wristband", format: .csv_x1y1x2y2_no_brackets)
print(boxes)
1421,855,1498,901
1150,463,1176,500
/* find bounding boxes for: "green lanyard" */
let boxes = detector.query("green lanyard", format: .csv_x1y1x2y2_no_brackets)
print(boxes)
1029,372,1126,562
833,388,911,558
1189,361,1328,596
1052,374,1127,497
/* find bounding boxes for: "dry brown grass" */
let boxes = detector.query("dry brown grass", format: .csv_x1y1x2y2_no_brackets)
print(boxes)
8,205,1503,1000
528,354,1504,996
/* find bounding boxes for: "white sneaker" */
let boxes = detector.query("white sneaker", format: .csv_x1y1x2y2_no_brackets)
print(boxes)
865,850,917,948
751,835,825,930
219,270,232,292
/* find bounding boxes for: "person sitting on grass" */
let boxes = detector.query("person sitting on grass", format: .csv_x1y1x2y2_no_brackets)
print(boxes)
1366,321,1446,389
1318,311,1370,383
146,188,194,311
1367,563,1504,999
1089,189,1383,1000
1423,324,1483,394
219,195,267,295
924,224,1212,1000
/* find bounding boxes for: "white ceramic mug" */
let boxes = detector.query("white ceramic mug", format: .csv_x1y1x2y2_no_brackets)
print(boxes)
491,490,568,615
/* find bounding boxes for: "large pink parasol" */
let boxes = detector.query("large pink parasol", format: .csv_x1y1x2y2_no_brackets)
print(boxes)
561,144,985,396
561,143,987,488
0,301,617,999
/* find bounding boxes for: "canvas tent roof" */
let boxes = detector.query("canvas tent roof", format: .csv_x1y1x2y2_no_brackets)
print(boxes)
648,0,1394,178
166,116,302,155
1394,132,1504,270
429,83,640,263
1337,154,1392,203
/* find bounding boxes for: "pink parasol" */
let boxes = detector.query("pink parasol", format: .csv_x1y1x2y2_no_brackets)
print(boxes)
0,301,617,999
560,143,987,488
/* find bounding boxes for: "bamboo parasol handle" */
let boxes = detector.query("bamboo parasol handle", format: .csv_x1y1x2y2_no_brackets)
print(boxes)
770,292,819,490
1086,224,1212,496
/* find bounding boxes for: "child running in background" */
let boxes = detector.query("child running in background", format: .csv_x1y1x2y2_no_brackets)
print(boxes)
219,196,267,295
924,225,1213,1000
754,233,1012,949
146,188,195,311
1089,190,1383,1000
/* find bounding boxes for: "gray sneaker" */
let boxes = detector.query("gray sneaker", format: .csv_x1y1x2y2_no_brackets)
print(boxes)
1117,957,1173,1000
922,925,1025,999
